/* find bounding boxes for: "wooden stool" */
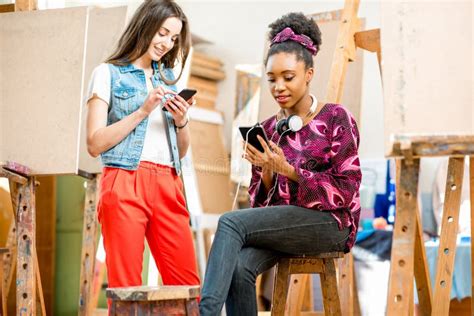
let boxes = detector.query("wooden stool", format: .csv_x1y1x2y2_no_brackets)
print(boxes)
0,247,8,316
106,285,200,316
271,252,344,316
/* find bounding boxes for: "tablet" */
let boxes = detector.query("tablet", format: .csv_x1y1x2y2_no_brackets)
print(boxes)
239,124,269,153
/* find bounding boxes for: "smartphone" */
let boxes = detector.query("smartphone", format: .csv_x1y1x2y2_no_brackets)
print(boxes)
239,124,269,153
162,88,197,111
177,88,197,101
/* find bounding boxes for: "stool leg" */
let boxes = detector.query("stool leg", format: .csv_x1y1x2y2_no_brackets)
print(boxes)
271,258,290,316
320,258,341,316
110,300,116,316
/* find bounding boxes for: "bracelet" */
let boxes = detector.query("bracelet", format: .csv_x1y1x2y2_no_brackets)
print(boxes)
175,118,189,129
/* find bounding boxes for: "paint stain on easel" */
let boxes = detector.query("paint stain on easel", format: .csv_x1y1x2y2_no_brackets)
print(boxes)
24,239,31,256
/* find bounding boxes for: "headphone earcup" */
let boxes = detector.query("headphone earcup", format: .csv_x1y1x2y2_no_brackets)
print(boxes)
276,118,288,135
287,115,303,132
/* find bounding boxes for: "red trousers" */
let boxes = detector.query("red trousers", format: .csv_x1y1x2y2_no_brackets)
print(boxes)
98,161,200,291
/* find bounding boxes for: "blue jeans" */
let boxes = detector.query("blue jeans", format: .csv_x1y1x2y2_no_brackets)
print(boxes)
199,205,350,316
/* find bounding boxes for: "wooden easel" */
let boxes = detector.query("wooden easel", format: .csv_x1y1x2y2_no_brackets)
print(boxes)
386,135,474,315
77,171,100,316
0,4,50,316
0,163,46,316
285,0,381,314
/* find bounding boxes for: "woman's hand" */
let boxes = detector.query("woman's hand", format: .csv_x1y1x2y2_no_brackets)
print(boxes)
140,86,173,116
243,136,290,175
244,136,298,181
163,94,194,127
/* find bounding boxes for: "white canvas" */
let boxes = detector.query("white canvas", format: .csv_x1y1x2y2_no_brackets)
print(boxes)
381,1,473,155
0,6,127,175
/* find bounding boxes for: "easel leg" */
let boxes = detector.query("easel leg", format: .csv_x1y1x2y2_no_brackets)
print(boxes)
16,177,37,315
470,157,474,316
78,176,99,316
3,216,17,305
0,251,5,316
432,157,465,315
386,158,419,316
414,203,432,314
34,245,46,315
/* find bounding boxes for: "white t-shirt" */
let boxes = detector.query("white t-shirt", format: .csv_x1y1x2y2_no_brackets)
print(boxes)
86,63,172,166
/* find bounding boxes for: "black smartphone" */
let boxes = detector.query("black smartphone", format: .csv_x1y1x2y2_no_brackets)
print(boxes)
162,88,197,111
239,124,269,153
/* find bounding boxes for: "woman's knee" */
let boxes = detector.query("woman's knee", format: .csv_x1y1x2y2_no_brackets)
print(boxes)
232,255,255,285
217,212,242,232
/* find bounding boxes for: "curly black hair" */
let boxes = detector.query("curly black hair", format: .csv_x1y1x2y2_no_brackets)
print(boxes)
265,12,322,68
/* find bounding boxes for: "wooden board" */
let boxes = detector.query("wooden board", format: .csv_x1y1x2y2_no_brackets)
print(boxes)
106,285,200,301
380,1,473,155
258,17,364,126
191,64,226,81
78,6,128,174
0,6,127,175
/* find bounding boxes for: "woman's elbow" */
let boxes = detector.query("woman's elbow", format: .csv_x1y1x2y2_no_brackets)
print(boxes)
87,146,100,158
87,139,101,158
178,146,189,159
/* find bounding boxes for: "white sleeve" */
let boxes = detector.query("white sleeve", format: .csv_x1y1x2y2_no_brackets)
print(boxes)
85,63,111,106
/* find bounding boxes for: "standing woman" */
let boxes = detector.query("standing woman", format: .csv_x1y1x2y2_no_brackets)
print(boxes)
200,12,361,316
85,0,199,301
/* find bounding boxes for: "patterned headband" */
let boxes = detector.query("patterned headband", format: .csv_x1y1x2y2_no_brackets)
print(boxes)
271,27,318,56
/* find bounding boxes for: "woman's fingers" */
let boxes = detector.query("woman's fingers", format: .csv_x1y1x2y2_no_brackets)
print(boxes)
188,96,196,106
167,99,184,116
257,135,271,153
162,102,173,112
153,86,166,99
245,143,261,157
269,140,283,155
174,95,189,108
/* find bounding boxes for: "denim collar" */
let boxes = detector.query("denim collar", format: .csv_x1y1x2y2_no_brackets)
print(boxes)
118,60,160,73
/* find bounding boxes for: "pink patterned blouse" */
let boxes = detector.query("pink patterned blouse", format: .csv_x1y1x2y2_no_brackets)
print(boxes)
248,103,362,251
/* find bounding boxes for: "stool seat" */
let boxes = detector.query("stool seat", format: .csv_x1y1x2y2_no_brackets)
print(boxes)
106,285,200,316
271,252,345,316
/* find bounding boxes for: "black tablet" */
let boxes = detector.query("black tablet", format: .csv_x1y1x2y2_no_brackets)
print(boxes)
239,124,269,153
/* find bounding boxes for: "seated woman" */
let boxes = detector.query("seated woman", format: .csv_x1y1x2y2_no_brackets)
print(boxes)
199,12,362,316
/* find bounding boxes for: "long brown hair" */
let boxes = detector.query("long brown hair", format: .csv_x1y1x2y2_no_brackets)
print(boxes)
106,0,190,84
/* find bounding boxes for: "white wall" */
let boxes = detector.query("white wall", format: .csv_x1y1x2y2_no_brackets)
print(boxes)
179,0,384,159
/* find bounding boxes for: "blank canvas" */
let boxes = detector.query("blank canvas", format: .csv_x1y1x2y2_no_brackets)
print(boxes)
0,6,127,175
381,1,473,155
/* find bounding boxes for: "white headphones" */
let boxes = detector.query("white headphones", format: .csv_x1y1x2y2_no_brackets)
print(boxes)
275,94,317,135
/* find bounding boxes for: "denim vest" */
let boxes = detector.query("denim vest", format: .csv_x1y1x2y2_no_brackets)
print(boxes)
100,61,181,175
